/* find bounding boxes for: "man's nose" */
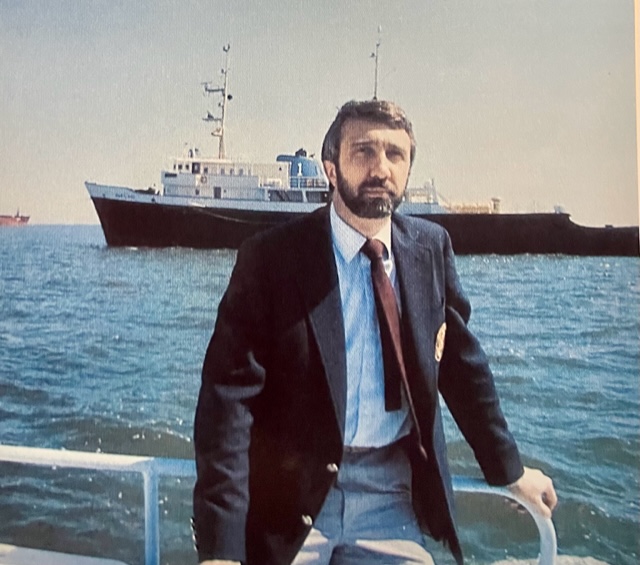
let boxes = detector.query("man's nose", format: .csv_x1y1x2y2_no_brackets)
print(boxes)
369,152,391,179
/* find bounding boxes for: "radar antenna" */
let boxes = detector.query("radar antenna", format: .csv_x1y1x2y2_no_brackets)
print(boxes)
370,26,382,100
203,44,232,159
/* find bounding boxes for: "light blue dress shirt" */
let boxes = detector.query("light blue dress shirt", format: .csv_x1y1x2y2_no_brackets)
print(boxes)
329,204,411,447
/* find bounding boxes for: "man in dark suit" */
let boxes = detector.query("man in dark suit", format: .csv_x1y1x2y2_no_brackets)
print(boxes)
193,100,557,565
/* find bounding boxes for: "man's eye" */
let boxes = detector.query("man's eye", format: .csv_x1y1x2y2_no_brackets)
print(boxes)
387,150,404,161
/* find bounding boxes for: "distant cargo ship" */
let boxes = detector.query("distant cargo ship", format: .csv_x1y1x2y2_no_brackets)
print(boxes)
0,210,30,227
85,47,639,256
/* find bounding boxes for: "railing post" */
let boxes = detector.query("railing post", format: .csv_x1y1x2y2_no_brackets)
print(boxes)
142,467,160,565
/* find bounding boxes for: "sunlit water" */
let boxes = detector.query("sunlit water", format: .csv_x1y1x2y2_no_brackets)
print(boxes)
0,226,638,564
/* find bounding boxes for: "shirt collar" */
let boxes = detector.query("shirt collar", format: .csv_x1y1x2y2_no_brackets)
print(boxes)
330,203,392,263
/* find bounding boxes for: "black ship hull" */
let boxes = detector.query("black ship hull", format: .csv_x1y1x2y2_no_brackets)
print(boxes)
91,197,639,256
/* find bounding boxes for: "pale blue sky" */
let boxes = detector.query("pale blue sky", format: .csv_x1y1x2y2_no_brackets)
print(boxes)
1,0,637,226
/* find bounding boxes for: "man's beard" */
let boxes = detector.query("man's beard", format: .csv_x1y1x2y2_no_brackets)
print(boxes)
335,165,405,219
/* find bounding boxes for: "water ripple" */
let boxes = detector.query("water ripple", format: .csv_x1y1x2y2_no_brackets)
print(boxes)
0,227,638,564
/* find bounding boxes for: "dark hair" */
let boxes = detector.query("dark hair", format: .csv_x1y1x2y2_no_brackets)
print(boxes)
321,100,417,166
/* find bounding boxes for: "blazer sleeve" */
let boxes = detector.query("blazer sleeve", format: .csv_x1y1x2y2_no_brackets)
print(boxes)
192,238,269,563
437,231,524,486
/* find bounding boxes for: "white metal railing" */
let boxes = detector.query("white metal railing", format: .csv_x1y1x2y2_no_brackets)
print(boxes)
452,475,557,564
0,445,556,565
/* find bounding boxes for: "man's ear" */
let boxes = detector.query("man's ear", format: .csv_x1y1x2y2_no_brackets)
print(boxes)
323,160,337,190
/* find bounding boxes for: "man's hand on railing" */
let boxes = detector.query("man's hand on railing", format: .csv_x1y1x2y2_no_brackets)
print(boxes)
507,466,557,519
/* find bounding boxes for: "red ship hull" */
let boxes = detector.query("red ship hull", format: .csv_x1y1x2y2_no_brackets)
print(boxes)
0,214,30,227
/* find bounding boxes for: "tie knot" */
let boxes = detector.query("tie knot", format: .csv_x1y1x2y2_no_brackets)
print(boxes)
361,238,386,262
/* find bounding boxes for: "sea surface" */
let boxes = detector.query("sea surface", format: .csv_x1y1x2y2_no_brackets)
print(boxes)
0,225,638,565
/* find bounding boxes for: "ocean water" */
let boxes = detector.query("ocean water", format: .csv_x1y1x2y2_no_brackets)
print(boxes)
0,225,638,565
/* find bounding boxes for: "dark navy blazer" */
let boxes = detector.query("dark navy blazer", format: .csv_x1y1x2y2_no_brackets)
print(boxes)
193,205,524,565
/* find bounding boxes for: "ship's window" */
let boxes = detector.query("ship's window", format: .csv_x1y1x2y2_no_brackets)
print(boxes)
269,190,303,203
239,168,244,176
178,164,183,171
220,168,225,175
230,169,235,175
185,163,190,171
195,188,200,196
173,164,177,171
307,191,330,204
214,186,222,199
203,167,209,174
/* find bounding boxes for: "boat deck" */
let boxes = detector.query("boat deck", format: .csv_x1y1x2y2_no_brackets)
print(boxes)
0,543,126,565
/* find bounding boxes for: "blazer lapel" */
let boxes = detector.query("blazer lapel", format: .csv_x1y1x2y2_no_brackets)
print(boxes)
292,207,347,439
392,215,440,407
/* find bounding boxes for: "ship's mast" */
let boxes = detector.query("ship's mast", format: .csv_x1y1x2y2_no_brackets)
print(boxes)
371,26,381,100
203,44,231,159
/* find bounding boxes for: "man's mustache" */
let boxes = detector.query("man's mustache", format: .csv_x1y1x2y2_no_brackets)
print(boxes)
358,178,394,192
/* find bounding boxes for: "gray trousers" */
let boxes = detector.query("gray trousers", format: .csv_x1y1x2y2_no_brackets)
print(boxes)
292,439,434,565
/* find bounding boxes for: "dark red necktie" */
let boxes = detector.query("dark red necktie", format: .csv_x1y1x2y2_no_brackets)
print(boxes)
361,238,405,412
362,239,428,459
361,238,429,459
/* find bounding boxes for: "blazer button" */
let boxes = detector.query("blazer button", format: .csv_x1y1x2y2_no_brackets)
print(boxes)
301,514,313,527
326,463,339,473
